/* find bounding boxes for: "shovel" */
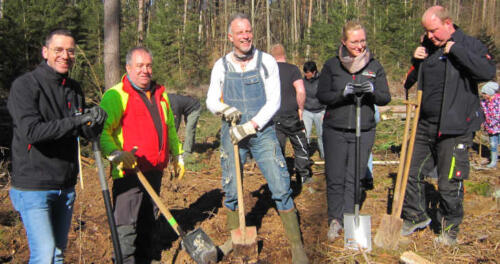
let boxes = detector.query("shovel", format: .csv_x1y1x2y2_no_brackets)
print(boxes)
344,93,372,252
91,139,123,264
374,90,422,249
133,168,217,264
230,121,258,262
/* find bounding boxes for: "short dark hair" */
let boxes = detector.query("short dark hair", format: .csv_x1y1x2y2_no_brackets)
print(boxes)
126,46,153,65
45,29,74,47
303,61,317,73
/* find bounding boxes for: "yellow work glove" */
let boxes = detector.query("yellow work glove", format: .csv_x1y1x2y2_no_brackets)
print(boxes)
172,155,185,180
110,150,137,170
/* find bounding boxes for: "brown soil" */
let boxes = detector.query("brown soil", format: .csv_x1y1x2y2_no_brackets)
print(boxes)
0,145,499,264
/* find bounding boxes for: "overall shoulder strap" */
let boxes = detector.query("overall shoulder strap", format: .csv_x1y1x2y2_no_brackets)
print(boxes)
256,51,269,79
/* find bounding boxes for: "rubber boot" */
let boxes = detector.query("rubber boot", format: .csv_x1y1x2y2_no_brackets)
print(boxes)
219,209,239,256
279,209,309,264
487,151,497,168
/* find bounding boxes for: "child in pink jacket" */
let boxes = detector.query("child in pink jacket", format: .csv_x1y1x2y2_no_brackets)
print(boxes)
480,81,500,168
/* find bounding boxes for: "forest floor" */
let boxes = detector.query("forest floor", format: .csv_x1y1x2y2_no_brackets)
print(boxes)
0,105,499,264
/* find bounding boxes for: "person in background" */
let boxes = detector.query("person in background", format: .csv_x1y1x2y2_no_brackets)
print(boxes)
480,81,499,168
317,20,391,242
167,93,202,157
206,13,308,264
8,29,106,263
401,6,495,245
271,44,312,184
100,47,184,263
302,61,326,160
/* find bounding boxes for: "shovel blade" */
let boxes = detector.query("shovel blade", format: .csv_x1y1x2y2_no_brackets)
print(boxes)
181,228,218,264
374,214,403,249
344,213,372,252
231,226,258,263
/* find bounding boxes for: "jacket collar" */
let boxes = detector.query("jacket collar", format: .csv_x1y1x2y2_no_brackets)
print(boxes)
449,25,464,43
121,74,164,97
36,61,67,84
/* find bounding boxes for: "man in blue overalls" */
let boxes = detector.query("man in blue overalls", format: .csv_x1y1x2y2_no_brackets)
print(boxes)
206,13,308,264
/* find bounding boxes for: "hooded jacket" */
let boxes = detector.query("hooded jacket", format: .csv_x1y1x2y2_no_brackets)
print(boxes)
405,27,496,135
8,61,84,190
317,46,391,130
304,73,325,113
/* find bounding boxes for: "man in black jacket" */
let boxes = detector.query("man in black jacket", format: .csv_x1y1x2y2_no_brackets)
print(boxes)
401,6,496,245
270,44,312,184
7,29,106,263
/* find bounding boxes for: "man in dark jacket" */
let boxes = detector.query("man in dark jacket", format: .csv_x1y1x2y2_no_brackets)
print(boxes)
302,61,325,159
167,93,201,155
7,29,106,263
270,44,312,184
401,6,496,245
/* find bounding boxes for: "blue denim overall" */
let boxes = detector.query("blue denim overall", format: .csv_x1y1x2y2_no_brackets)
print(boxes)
220,51,294,211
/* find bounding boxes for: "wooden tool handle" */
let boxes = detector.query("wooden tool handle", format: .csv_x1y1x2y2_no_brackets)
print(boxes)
391,100,413,213
136,169,183,237
234,143,247,234
395,90,422,216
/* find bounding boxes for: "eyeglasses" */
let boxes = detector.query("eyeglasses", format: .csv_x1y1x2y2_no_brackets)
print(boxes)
347,40,366,46
50,47,76,57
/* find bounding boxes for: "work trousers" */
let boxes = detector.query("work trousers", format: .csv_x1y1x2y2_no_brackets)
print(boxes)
183,107,201,154
275,117,311,181
323,126,375,224
402,119,471,235
112,170,162,264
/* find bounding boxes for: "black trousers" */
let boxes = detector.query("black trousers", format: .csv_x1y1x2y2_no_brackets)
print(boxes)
112,170,163,264
275,120,311,180
402,119,471,235
323,126,375,224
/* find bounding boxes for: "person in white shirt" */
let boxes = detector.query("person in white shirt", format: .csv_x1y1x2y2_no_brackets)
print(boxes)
206,13,308,264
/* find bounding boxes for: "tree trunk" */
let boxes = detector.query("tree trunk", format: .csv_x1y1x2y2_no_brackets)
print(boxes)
137,0,144,45
223,0,227,55
251,0,255,29
198,1,203,41
482,0,487,28
266,0,270,52
305,0,313,60
0,0,3,19
104,0,120,90
183,0,188,35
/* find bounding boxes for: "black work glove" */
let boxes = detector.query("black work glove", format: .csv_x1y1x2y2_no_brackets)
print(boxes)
84,106,107,127
81,122,104,140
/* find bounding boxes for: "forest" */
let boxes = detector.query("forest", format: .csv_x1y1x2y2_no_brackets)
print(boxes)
0,1,499,263
0,0,498,101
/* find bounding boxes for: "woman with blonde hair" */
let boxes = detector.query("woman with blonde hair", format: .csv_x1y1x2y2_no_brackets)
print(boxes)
317,20,391,241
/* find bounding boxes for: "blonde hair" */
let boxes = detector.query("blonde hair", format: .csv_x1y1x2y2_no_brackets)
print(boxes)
423,6,452,23
342,20,365,41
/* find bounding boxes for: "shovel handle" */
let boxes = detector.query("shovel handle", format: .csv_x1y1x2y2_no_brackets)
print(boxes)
395,90,422,216
231,120,247,235
391,100,413,213
135,169,185,237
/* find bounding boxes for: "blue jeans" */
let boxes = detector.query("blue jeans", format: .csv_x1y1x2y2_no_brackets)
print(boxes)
10,187,76,264
490,133,499,154
220,124,294,211
303,110,325,159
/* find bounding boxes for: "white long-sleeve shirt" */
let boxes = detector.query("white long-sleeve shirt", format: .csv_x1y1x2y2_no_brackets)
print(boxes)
206,50,281,129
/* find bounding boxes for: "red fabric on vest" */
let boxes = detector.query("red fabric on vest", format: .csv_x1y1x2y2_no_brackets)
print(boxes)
121,76,169,172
